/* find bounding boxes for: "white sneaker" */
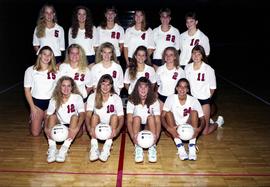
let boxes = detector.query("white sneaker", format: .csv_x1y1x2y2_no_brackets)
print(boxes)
89,144,99,161
216,116,224,128
134,145,143,163
209,118,214,124
148,145,157,163
177,143,188,160
56,145,69,162
188,144,197,161
47,146,57,163
99,143,111,162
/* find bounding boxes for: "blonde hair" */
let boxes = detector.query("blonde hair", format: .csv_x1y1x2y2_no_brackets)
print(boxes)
95,42,118,64
36,4,57,38
162,47,180,68
34,46,57,73
63,44,88,73
52,76,81,110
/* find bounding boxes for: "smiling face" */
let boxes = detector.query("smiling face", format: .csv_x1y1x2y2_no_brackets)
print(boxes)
191,50,203,64
61,80,72,97
138,82,149,100
186,17,198,30
176,80,189,99
100,79,113,95
40,49,53,65
101,47,113,62
77,8,87,23
69,47,80,64
135,50,147,64
105,10,116,22
44,6,55,23
164,49,176,65
160,12,171,26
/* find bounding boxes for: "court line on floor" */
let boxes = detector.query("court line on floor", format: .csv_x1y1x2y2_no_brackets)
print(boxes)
0,81,22,94
1,169,270,177
217,74,270,106
116,126,127,187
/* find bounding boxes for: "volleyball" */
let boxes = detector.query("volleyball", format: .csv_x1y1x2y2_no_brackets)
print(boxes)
177,124,194,141
51,124,69,142
137,130,155,149
95,123,112,140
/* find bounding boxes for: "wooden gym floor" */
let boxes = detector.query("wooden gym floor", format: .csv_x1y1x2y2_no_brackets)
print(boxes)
0,77,270,187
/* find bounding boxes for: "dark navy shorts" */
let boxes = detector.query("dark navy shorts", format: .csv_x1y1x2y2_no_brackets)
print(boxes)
87,55,95,65
198,98,211,106
152,59,163,67
32,97,50,111
158,93,167,103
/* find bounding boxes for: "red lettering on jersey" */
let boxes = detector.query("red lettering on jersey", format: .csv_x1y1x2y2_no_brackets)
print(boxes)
67,104,75,113
54,30,59,37
172,72,178,80
166,34,171,41
47,72,56,80
190,39,199,46
112,71,117,78
116,32,120,39
80,74,85,81
111,31,116,39
171,35,175,42
197,73,205,81
74,73,79,80
141,33,146,40
145,72,149,79
106,104,115,113
183,107,191,116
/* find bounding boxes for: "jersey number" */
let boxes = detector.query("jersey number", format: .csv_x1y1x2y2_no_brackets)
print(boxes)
111,32,120,39
166,34,175,42
47,72,56,80
190,39,199,46
197,73,205,81
107,105,115,113
67,104,75,113
74,73,85,81
183,107,191,116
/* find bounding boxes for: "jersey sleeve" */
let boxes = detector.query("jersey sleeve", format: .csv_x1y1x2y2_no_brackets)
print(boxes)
32,27,39,46
76,95,85,113
208,66,216,90
151,100,161,115
24,67,33,88
124,68,131,84
147,28,155,49
59,26,65,51
126,101,135,114
163,95,173,112
115,95,124,116
86,93,95,112
47,99,56,115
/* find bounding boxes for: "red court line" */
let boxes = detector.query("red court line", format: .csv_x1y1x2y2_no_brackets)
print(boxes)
0,169,115,175
123,172,270,177
116,126,127,187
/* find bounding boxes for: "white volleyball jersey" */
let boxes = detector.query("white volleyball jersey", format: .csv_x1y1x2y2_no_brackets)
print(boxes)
124,64,156,94
59,63,91,99
179,29,210,66
68,26,98,56
185,62,216,100
33,24,65,56
153,25,180,59
156,64,185,96
124,26,155,58
86,93,124,124
96,24,124,57
126,100,160,124
47,93,85,124
24,65,59,99
163,94,204,126
88,61,124,95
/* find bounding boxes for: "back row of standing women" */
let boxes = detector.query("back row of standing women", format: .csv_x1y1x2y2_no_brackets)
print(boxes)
25,4,224,163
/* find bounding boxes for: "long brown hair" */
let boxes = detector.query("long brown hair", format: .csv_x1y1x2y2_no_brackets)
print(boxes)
128,77,156,108
129,45,151,80
95,74,115,109
71,6,93,39
52,76,81,110
129,10,148,31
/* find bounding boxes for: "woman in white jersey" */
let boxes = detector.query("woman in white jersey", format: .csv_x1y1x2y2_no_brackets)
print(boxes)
185,45,224,135
68,6,97,66
24,46,58,136
86,74,124,162
59,44,92,102
124,10,155,68
33,4,65,64
96,6,124,63
152,8,180,71
89,42,124,95
156,47,185,110
124,45,156,95
179,12,210,69
45,76,85,163
161,78,205,161
126,77,161,163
